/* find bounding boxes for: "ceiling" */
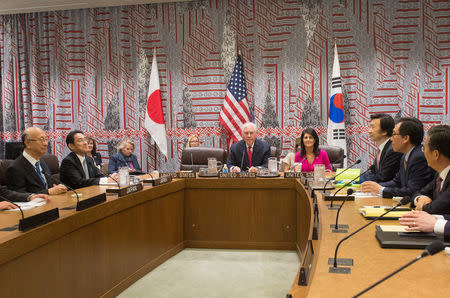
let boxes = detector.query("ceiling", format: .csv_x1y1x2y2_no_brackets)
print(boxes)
0,0,189,15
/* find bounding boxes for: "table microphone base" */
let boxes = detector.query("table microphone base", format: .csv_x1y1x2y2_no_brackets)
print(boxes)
328,266,351,274
326,204,340,210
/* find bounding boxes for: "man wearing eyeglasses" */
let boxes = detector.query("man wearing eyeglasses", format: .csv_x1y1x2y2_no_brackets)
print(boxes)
6,127,67,196
361,117,434,198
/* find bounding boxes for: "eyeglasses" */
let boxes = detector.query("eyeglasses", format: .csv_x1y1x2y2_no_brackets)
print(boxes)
29,137,49,144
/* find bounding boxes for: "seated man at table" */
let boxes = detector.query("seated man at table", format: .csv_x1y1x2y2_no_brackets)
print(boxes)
413,125,450,214
361,117,434,198
399,211,449,242
60,130,117,189
6,127,67,195
360,113,403,183
227,122,270,173
0,185,49,210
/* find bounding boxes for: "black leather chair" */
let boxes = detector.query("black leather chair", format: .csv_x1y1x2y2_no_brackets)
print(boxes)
40,154,61,184
319,145,345,171
180,147,227,172
0,159,13,186
4,142,23,160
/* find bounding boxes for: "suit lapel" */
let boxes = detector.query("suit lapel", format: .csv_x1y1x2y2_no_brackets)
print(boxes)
71,152,86,178
21,155,46,187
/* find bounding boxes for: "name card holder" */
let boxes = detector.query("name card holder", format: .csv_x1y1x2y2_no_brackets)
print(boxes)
105,183,144,197
284,172,304,178
143,175,173,186
219,172,257,178
76,193,107,211
159,172,196,179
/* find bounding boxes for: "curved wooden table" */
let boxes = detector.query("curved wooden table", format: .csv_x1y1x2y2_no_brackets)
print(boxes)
0,177,312,298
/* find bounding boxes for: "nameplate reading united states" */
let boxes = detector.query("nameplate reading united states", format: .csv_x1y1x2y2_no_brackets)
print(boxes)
160,172,196,179
219,172,257,178
284,172,303,178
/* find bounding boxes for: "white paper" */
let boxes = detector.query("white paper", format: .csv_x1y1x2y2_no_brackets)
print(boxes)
6,198,47,211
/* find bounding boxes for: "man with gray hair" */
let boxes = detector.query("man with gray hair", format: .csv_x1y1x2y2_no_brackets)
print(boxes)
227,122,271,173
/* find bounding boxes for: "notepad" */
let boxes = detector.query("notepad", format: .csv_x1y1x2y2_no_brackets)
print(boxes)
377,225,417,232
359,207,410,219
5,198,47,211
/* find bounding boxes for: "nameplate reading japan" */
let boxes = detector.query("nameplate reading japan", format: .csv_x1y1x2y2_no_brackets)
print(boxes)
219,172,257,178
106,183,144,197
284,172,304,178
160,172,196,179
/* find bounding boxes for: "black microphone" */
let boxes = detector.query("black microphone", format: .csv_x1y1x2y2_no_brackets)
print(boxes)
353,240,444,297
329,167,371,208
333,188,354,230
240,146,246,171
331,196,411,269
0,194,59,231
190,152,194,172
322,156,358,190
0,194,25,219
61,183,80,205
97,166,120,189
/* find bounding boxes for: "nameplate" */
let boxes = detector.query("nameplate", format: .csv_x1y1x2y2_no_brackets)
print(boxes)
143,175,173,186
219,172,257,178
105,183,144,197
159,172,196,179
76,193,107,211
284,172,303,178
19,208,59,232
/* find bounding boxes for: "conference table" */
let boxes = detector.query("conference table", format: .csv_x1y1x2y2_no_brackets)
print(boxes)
0,176,448,297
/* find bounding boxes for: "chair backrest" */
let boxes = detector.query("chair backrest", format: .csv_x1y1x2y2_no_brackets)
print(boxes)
180,147,227,172
0,159,13,186
40,154,61,184
319,145,345,171
4,142,23,160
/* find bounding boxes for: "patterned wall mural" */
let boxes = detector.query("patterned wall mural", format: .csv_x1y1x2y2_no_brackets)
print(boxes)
0,0,449,171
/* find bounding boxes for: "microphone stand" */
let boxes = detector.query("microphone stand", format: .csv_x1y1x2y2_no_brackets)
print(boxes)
331,188,354,232
321,156,356,192
329,197,411,274
328,168,370,209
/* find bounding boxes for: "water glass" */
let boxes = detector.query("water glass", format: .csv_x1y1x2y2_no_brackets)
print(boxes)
313,164,326,187
118,167,130,187
268,157,278,174
208,157,218,174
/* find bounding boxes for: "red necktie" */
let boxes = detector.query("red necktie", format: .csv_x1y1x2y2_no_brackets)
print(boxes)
248,146,252,167
435,176,443,198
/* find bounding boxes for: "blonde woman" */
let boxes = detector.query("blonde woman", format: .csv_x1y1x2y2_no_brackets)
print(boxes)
186,134,200,147
108,138,142,174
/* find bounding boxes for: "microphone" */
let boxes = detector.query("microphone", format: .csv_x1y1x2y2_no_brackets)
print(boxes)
62,183,80,205
330,196,411,272
333,188,354,230
0,194,59,232
97,166,120,189
240,146,246,171
329,167,371,208
353,240,445,297
0,194,24,219
190,152,194,172
322,156,357,191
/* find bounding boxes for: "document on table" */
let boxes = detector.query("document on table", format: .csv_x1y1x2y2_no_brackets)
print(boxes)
5,198,47,211
377,225,417,232
353,191,380,198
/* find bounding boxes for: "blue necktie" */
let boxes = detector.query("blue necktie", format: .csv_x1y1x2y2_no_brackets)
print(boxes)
35,161,47,188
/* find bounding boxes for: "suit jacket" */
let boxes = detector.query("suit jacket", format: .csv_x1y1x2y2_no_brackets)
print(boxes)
227,139,271,170
92,152,102,166
108,152,141,174
60,152,105,189
445,220,450,242
380,145,434,198
6,155,56,195
361,140,403,183
420,171,450,214
0,185,31,202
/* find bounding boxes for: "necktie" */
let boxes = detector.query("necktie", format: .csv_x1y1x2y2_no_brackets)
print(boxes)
376,149,381,169
35,161,47,188
83,158,90,178
248,146,252,167
403,158,407,171
435,176,443,198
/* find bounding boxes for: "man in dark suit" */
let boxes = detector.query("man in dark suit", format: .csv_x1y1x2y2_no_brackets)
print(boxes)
399,211,450,242
413,125,450,214
361,117,434,198
60,130,117,189
227,122,271,173
6,127,67,195
360,114,403,183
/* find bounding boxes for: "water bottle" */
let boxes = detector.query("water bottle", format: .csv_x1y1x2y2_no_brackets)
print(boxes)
222,164,228,173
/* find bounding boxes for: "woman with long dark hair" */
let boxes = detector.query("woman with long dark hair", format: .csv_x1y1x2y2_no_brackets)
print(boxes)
294,128,332,172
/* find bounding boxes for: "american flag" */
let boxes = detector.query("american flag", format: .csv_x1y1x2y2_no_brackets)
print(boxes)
219,55,251,142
